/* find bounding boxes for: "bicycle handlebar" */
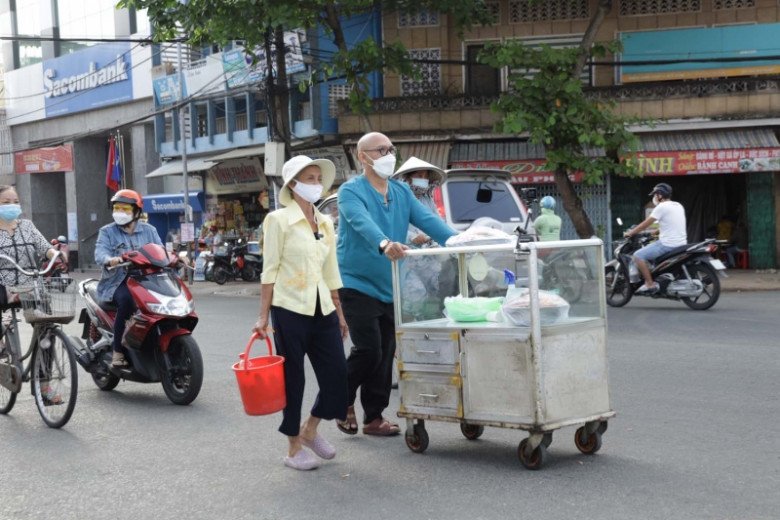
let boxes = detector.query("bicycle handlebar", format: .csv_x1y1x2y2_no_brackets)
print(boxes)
0,250,65,277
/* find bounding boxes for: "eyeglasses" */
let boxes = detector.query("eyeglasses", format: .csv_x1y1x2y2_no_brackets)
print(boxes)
364,145,397,157
113,203,134,213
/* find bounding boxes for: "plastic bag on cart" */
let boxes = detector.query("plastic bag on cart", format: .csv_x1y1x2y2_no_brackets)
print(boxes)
444,296,504,322
502,289,570,326
445,224,514,247
400,254,446,321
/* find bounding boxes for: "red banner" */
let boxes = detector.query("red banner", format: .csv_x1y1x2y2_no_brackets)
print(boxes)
449,160,584,184
627,148,780,175
14,144,74,174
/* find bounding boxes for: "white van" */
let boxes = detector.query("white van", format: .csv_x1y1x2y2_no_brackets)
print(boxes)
439,168,533,236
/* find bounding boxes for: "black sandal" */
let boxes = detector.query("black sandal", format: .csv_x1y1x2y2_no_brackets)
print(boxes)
336,405,358,435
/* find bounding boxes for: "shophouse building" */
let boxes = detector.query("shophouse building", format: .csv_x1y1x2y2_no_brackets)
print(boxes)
338,0,780,268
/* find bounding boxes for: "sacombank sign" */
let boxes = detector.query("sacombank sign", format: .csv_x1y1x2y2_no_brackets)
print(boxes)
43,43,133,117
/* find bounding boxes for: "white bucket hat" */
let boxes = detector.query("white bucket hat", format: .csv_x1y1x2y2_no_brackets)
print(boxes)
392,156,445,185
279,155,336,207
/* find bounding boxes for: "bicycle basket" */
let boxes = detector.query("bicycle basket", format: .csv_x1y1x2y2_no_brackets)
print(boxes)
9,277,78,324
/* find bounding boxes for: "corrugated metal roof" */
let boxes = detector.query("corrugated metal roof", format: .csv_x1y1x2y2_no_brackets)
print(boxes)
637,129,779,151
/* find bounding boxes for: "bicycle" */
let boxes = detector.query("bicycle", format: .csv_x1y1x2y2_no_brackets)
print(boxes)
0,252,79,428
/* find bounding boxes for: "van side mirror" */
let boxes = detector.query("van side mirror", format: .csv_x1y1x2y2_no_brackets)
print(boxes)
476,187,493,203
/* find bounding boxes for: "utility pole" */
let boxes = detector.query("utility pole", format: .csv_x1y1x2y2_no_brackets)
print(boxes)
177,40,194,283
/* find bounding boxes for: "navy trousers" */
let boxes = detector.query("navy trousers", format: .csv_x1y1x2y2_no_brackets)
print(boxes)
111,281,135,355
270,299,347,437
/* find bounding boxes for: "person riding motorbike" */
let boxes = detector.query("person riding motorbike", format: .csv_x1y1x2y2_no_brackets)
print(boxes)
623,183,687,293
534,196,562,242
94,189,163,368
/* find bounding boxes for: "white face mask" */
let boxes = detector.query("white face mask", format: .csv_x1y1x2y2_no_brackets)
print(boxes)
113,212,133,226
291,182,324,203
368,154,396,179
411,178,430,190
652,195,660,207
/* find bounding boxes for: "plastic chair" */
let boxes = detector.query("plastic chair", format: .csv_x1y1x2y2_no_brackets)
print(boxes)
735,250,749,269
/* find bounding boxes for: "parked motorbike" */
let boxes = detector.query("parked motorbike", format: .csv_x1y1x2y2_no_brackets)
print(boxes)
212,240,261,285
76,243,203,404
605,220,726,310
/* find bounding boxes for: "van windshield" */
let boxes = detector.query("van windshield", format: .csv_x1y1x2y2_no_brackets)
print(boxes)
446,181,524,224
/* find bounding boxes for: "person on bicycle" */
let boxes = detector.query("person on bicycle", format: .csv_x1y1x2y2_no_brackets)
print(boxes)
0,185,61,400
95,190,163,369
623,183,687,293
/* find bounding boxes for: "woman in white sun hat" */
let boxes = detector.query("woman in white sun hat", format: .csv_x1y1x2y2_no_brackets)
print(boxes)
253,155,349,471
392,156,446,247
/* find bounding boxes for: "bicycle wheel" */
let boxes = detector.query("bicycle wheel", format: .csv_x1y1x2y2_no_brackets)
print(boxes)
0,323,21,415
31,328,78,428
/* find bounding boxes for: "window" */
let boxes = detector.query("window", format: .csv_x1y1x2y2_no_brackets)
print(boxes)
328,84,352,118
618,0,701,16
14,0,42,67
483,1,501,25
509,0,589,23
465,44,500,96
401,48,442,96
506,35,592,87
56,0,118,55
398,10,439,27
445,180,523,224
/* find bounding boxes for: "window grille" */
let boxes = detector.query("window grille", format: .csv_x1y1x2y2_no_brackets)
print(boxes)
398,10,440,27
509,0,589,22
619,0,701,16
713,0,755,8
401,49,442,96
483,1,501,24
505,35,592,87
328,84,353,118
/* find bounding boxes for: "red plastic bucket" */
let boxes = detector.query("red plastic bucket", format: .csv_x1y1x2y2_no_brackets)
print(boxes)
232,333,286,416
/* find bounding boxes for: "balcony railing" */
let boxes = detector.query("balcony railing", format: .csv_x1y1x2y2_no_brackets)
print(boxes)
339,76,780,115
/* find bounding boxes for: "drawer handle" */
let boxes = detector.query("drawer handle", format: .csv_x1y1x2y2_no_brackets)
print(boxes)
416,350,438,354
418,393,439,400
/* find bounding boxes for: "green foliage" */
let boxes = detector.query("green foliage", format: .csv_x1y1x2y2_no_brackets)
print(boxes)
120,0,492,115
481,41,642,185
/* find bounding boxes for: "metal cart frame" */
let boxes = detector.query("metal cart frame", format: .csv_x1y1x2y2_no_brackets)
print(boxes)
391,238,615,469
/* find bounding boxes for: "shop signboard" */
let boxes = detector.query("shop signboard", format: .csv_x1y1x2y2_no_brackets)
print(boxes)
295,146,352,182
628,148,780,175
153,75,185,106
143,192,204,214
619,23,780,83
14,144,74,174
193,255,207,282
42,42,133,117
206,158,268,195
449,160,584,184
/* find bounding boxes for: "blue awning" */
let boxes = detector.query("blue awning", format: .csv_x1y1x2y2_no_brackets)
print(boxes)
143,192,203,214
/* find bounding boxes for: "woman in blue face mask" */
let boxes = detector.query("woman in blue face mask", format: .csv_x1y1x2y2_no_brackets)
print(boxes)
0,185,61,400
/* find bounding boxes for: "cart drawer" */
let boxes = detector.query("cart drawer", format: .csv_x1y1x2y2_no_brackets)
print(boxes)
398,331,459,366
399,373,462,417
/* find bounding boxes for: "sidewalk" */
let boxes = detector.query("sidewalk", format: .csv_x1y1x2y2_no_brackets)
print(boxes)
68,267,780,298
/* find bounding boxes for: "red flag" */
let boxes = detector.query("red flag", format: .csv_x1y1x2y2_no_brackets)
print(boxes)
106,136,119,192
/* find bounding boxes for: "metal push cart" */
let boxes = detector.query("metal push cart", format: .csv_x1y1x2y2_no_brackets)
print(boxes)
391,238,615,470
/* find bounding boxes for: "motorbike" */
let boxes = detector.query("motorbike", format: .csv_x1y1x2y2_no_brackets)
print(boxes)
212,240,261,285
42,236,69,279
605,220,726,310
76,243,203,404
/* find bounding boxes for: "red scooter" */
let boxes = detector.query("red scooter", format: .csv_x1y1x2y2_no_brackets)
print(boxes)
76,243,203,405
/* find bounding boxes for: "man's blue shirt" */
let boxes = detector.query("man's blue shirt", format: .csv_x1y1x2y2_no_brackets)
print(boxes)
337,175,455,303
95,221,163,302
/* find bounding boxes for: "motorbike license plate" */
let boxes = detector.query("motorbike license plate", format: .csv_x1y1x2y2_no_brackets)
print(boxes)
709,258,726,270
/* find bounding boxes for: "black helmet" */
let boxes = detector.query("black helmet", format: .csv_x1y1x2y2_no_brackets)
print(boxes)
649,183,672,198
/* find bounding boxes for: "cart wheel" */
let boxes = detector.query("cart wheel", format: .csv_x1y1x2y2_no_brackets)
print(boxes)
597,421,608,435
405,424,429,453
518,438,547,470
574,426,602,455
460,423,484,440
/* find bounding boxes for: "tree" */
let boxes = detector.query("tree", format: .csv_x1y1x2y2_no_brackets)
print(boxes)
481,0,642,238
121,0,493,153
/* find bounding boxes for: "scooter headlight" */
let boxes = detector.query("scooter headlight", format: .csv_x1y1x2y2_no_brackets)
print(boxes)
146,290,194,317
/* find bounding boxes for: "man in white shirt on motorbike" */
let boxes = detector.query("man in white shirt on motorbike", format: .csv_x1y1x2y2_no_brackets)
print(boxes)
623,183,687,293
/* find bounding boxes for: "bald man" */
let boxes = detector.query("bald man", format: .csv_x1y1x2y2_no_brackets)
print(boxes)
335,132,456,436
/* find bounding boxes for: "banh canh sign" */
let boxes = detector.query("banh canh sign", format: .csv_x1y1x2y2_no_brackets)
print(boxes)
449,160,584,184
205,158,268,195
14,144,74,174
619,23,780,83
42,42,133,117
627,149,780,175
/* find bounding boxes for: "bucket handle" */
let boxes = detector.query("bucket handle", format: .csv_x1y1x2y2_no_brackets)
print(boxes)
241,332,274,371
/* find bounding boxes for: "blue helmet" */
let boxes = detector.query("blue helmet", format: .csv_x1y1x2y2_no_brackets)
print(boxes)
540,196,556,210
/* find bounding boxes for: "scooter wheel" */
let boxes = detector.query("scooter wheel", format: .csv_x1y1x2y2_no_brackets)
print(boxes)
213,267,229,285
92,371,120,391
